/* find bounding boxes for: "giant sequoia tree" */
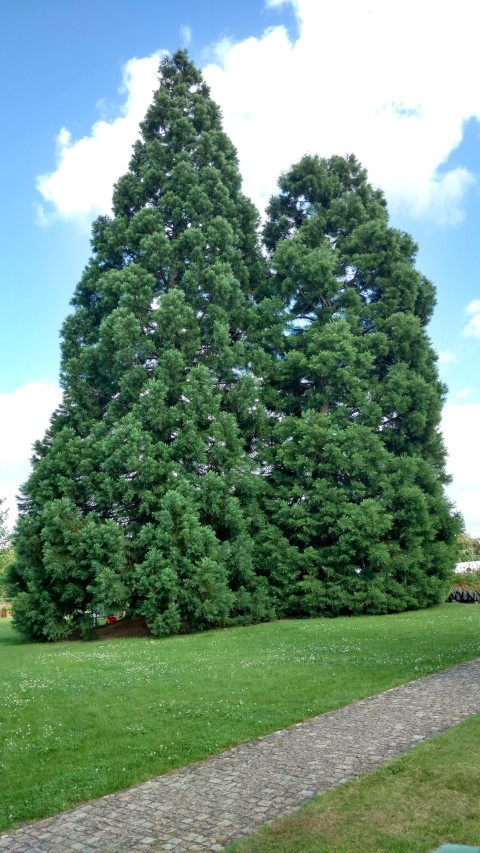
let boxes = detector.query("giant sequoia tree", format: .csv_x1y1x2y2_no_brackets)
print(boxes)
261,155,459,614
9,55,459,640
10,52,274,640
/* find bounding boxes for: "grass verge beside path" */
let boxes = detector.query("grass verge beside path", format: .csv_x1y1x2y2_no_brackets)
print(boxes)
1,603,479,832
227,713,480,853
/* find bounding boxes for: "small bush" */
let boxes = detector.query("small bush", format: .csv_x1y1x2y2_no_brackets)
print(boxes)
450,568,480,594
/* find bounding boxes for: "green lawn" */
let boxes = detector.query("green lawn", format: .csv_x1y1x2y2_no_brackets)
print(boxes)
227,713,480,853
1,603,479,832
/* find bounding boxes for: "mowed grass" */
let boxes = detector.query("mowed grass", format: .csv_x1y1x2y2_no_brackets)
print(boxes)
1,603,479,832
227,713,480,853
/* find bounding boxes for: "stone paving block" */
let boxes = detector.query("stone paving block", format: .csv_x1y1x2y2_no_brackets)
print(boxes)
1,659,480,851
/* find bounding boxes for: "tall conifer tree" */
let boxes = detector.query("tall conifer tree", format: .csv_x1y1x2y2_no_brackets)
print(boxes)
10,51,273,640
261,154,459,615
9,60,459,640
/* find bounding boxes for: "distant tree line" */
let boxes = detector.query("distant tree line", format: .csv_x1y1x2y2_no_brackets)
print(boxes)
0,499,13,600
6,52,460,640
456,533,480,563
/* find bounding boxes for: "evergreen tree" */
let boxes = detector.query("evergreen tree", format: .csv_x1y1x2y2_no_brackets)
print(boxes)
10,51,274,640
10,59,459,640
261,154,460,615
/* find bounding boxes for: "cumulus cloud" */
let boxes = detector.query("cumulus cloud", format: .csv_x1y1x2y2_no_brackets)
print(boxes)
35,1,480,228
0,383,62,528
442,404,480,537
462,299,480,338
36,53,162,227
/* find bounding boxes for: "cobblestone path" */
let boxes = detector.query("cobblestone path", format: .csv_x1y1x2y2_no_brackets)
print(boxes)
1,658,480,852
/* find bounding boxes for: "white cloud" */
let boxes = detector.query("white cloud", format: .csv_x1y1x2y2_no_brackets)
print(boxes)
442,403,480,537
0,382,62,529
180,25,192,47
35,1,480,228
204,0,480,222
36,53,162,227
463,299,480,338
456,388,473,399
436,349,457,365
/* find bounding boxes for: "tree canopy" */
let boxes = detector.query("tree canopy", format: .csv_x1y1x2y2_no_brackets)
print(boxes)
8,52,460,640
260,155,459,615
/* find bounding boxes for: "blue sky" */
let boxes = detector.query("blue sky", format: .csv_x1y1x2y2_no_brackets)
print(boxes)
1,0,480,535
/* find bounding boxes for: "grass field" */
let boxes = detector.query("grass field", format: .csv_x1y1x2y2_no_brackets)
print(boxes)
227,713,480,853
1,603,479,833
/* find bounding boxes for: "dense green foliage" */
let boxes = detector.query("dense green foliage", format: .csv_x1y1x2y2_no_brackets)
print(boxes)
1,606,479,831
9,52,459,640
260,155,459,615
9,52,273,640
